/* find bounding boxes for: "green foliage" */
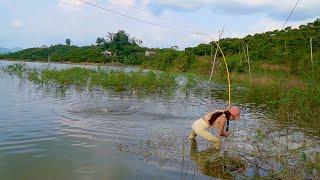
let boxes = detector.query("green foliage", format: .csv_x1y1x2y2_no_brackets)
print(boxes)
188,19,320,75
142,49,179,71
1,30,146,65
96,37,106,45
3,19,320,76
226,55,247,73
170,52,196,72
66,39,71,46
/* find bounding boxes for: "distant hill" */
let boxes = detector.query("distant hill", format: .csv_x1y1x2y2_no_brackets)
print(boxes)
2,19,320,72
0,47,23,54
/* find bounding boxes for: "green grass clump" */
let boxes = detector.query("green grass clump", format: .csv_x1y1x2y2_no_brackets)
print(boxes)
3,65,178,95
41,67,92,87
89,69,177,94
2,63,26,77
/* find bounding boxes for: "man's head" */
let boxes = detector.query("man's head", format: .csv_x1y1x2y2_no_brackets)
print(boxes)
229,106,240,120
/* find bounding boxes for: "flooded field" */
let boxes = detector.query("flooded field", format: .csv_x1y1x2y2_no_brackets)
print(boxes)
0,60,319,179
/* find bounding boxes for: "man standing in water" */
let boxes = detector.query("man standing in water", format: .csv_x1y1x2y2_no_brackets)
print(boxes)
188,106,241,149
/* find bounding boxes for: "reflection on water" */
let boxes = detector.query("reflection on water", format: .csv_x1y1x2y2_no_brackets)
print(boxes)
0,60,319,179
190,139,246,179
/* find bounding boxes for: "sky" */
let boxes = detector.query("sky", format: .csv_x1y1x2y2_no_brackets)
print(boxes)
0,0,319,49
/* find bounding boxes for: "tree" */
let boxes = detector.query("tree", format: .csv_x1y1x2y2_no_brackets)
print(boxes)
66,39,71,46
106,32,114,43
113,30,130,48
96,37,106,45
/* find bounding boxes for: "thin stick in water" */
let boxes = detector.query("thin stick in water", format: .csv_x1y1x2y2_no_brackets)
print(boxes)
246,44,252,82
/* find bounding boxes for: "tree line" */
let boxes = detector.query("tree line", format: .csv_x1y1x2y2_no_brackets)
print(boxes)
1,19,320,74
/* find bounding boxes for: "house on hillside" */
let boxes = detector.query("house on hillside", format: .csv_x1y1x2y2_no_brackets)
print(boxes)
171,46,179,50
101,50,112,57
145,50,156,57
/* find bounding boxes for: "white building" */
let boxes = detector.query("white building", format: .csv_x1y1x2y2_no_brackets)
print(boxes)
102,51,112,57
145,50,156,57
171,46,179,50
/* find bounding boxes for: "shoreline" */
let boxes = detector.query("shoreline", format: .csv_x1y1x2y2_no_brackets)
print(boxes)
0,58,132,68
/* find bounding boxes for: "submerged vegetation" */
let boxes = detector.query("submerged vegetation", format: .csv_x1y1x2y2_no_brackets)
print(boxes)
115,131,320,179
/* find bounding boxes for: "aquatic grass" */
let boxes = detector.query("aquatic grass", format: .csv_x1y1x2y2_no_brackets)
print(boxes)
2,64,178,95
41,67,92,87
27,70,41,83
275,86,320,133
89,69,177,94
2,63,26,77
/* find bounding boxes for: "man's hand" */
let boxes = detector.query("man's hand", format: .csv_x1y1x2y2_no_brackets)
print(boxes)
222,131,231,137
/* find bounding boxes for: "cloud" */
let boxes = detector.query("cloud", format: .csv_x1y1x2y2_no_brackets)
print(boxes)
144,0,320,21
113,0,135,6
11,19,23,29
1,0,318,49
58,0,83,7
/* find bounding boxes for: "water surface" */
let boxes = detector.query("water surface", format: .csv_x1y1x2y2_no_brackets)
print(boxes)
0,60,319,179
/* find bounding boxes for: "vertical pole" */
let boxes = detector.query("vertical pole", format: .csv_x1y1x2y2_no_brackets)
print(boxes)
47,54,50,68
310,37,313,71
285,40,288,65
242,46,247,63
208,34,215,83
47,54,51,68
246,44,252,82
239,46,242,65
284,40,291,78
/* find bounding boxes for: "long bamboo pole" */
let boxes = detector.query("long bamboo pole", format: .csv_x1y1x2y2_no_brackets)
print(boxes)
186,32,232,107
199,33,231,107
209,29,224,83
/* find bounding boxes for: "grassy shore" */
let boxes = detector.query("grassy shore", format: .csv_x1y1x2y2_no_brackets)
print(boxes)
213,56,320,135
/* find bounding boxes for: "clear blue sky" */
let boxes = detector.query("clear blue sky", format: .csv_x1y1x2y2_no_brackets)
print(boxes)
0,0,319,49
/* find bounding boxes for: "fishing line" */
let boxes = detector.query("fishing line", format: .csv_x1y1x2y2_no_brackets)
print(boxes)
114,0,195,31
282,0,301,30
78,0,190,33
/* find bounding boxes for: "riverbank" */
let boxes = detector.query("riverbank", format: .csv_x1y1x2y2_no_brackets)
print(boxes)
0,58,128,67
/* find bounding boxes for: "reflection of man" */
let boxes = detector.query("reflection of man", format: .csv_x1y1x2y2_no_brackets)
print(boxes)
190,139,235,180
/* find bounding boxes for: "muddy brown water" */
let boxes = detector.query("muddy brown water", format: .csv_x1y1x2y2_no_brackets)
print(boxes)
0,60,319,179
